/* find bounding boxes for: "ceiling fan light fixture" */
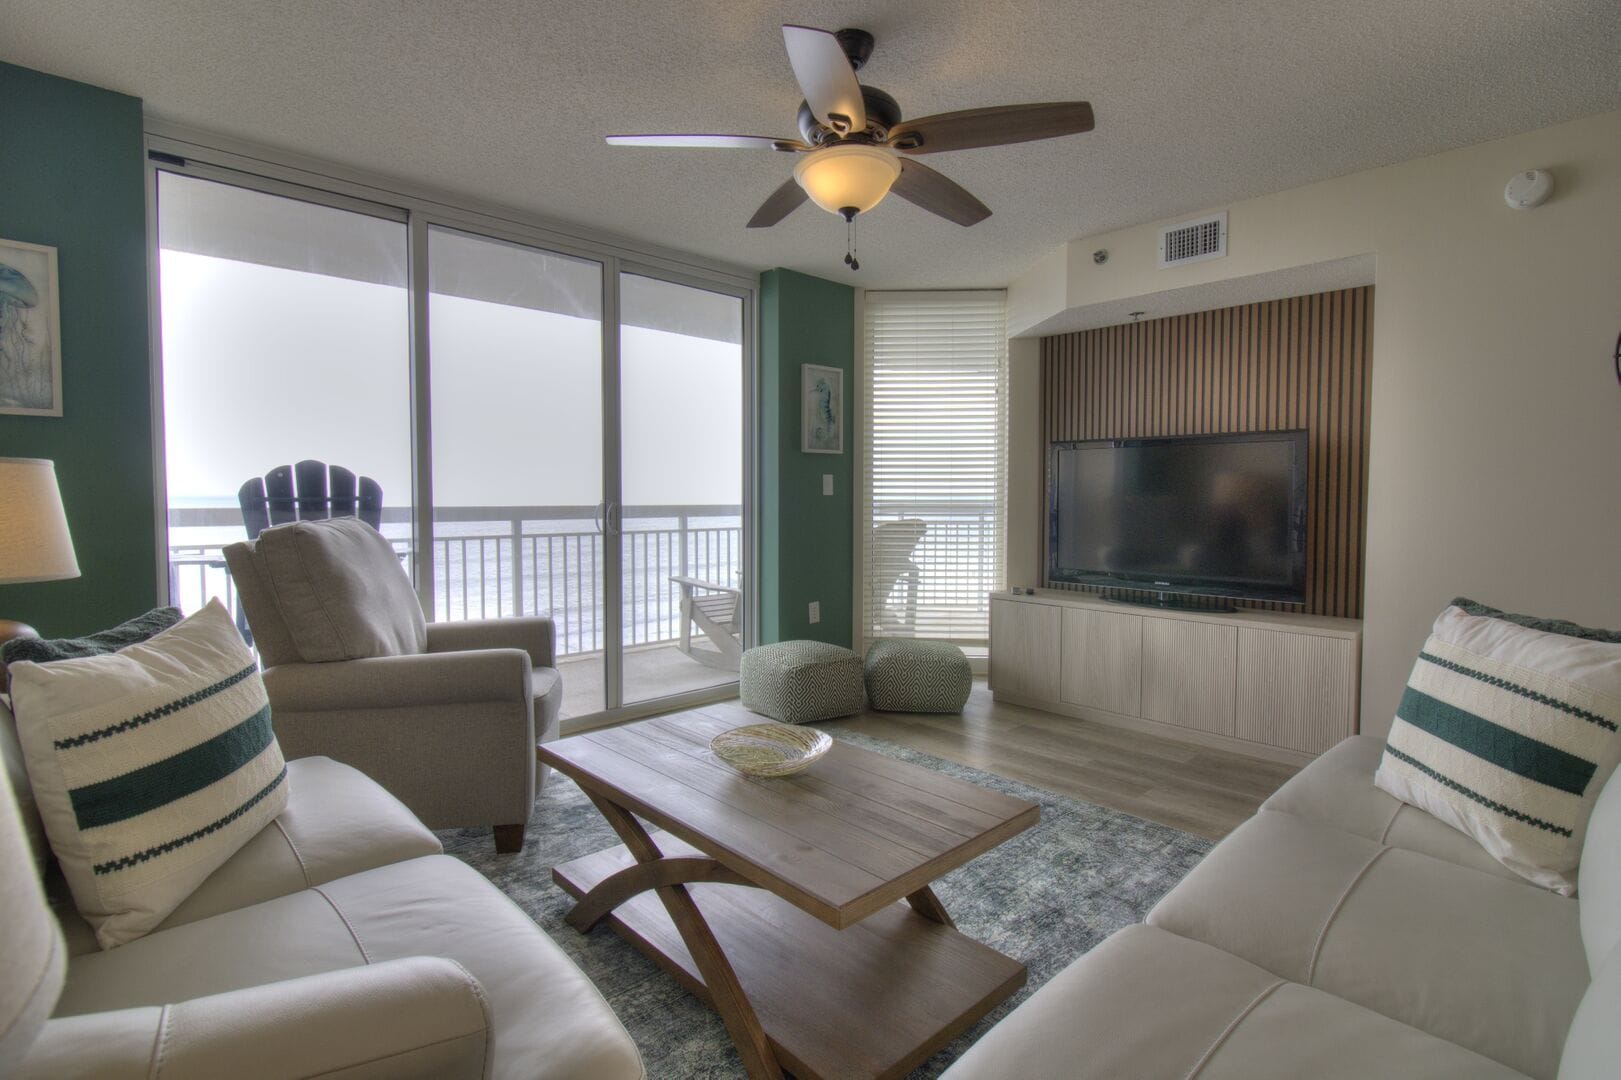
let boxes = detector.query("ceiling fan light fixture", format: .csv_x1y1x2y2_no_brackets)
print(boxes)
792,143,902,217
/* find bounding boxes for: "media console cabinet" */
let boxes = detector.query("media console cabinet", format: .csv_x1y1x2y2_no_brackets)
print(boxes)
989,590,1362,764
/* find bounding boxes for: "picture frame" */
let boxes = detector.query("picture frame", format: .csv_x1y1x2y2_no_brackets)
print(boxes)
0,238,64,418
801,363,843,455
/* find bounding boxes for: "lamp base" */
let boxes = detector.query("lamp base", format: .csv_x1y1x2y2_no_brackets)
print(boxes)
0,620,39,689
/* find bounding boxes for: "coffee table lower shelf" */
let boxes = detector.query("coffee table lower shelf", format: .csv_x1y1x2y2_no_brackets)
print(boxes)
554,841,1027,1080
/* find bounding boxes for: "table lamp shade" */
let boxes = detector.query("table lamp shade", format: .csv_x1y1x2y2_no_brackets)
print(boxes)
0,459,79,585
0,764,65,1071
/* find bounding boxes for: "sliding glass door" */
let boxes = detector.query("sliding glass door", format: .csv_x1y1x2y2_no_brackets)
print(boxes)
157,171,415,619
154,161,751,724
427,227,606,718
425,240,750,717
618,272,745,706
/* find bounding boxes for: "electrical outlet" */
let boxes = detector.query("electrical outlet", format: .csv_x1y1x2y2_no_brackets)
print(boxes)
822,474,834,496
808,601,821,624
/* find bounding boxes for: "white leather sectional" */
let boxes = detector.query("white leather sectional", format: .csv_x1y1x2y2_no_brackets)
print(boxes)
943,735,1620,1079
2,701,644,1080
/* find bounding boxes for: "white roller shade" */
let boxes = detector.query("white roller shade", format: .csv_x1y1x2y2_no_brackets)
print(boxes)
861,291,1007,645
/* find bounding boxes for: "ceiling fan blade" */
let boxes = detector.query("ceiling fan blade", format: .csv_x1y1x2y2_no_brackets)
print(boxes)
889,160,991,226
887,102,1095,154
606,134,809,151
782,25,867,134
746,178,809,228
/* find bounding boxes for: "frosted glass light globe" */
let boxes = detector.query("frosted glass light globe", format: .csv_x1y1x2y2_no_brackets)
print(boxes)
793,144,903,217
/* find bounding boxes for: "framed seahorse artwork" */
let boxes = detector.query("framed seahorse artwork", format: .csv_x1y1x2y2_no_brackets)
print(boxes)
0,238,63,418
801,363,842,455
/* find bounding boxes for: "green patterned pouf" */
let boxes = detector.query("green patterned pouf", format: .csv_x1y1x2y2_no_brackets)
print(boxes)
863,639,972,714
740,640,867,724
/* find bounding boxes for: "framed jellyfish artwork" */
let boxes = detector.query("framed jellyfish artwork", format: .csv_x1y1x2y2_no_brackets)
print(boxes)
0,238,63,418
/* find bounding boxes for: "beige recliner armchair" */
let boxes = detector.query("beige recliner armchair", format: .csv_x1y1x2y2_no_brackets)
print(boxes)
223,517,561,852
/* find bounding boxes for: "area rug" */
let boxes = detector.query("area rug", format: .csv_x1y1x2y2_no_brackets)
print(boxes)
439,730,1212,1078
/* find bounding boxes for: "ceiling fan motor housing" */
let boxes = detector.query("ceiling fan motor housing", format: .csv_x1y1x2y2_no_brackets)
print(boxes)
798,85,903,145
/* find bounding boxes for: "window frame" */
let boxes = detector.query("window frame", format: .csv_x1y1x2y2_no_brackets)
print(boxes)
143,119,758,729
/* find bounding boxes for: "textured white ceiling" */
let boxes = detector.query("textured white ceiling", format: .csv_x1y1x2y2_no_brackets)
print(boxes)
2,1,1617,289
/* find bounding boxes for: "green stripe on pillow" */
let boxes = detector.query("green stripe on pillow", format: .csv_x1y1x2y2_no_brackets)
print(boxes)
1396,686,1596,796
1383,745,1572,837
92,766,288,875
69,706,276,829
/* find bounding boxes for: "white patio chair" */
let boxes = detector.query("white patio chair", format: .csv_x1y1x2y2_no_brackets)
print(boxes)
670,575,743,671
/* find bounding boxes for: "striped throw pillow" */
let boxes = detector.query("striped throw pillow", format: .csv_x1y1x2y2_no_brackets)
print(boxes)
1375,602,1621,895
9,599,288,948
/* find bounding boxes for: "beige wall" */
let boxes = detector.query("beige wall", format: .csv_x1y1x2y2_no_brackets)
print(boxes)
1007,109,1621,738
1007,246,1068,339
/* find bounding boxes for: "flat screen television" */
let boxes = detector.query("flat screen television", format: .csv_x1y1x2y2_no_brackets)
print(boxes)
1047,430,1308,605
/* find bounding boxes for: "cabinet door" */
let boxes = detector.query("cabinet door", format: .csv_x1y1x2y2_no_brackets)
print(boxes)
990,598,1062,702
1236,629,1359,753
1141,618,1237,735
1060,608,1143,715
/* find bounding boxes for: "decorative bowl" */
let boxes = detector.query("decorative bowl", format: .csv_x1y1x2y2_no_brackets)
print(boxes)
710,723,832,778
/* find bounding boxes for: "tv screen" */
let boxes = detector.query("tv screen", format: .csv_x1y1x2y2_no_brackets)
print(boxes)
1047,431,1308,604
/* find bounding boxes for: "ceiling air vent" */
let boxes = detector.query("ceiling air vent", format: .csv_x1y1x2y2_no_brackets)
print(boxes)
1158,212,1227,269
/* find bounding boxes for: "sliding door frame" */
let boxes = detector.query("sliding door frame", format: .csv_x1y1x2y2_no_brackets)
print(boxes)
614,261,756,714
144,121,757,730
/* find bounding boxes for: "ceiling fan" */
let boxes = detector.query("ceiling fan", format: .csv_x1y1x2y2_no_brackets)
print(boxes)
607,25,1094,257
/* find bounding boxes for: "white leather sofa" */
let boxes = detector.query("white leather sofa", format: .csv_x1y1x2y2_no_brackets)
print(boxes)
943,735,1620,1079
1,701,644,1079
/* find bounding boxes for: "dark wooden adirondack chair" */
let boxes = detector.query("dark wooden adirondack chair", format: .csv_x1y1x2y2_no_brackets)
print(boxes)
233,462,383,646
238,460,384,540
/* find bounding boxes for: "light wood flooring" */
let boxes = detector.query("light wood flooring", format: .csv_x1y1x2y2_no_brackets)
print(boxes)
818,679,1300,841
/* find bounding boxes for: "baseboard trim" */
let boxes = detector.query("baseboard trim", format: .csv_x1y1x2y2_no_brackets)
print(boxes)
991,691,1318,767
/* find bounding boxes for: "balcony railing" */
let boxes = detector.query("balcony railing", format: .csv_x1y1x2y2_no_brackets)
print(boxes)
167,505,742,658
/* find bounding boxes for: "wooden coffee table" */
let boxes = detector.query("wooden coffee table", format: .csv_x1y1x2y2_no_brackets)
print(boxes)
540,707,1039,1080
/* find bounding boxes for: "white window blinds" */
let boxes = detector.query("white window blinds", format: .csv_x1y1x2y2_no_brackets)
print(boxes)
861,291,1007,646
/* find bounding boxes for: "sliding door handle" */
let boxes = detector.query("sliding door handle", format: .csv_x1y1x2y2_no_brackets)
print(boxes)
606,502,622,536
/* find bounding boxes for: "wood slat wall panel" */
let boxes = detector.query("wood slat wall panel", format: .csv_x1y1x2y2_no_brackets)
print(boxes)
1040,286,1372,618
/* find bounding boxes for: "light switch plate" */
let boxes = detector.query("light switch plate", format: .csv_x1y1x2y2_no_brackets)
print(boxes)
822,474,834,496
808,601,821,624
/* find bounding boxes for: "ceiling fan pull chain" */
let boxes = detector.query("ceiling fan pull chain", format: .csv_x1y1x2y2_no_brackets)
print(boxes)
844,215,861,271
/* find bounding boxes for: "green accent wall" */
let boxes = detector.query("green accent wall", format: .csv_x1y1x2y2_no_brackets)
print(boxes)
0,64,156,635
758,269,855,647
